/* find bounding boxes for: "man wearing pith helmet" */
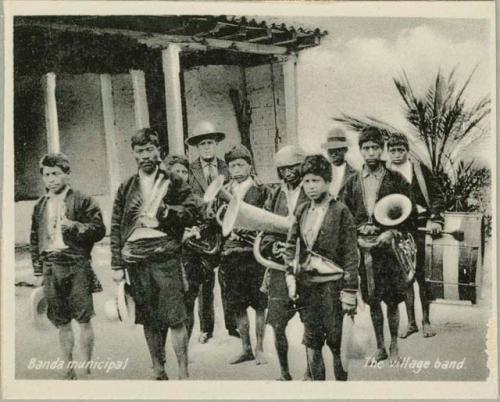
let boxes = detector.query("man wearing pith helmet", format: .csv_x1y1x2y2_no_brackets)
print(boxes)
260,145,311,380
184,121,235,343
322,127,357,199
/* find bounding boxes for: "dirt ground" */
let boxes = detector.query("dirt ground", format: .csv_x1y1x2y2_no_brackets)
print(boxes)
14,240,492,381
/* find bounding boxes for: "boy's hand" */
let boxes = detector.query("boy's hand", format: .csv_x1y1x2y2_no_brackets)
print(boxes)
112,269,125,284
60,216,75,231
340,290,357,317
428,221,443,236
272,241,287,259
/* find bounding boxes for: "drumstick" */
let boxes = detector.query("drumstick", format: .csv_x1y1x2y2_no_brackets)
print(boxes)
417,227,464,242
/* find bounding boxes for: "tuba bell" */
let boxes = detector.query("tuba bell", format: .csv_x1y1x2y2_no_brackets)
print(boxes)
373,194,416,284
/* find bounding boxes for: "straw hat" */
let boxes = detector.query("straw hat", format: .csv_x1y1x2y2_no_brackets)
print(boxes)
185,121,225,146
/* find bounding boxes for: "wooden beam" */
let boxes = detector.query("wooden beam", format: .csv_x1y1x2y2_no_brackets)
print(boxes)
44,72,60,153
162,45,185,155
130,69,150,129
202,38,288,55
283,55,298,146
100,74,121,195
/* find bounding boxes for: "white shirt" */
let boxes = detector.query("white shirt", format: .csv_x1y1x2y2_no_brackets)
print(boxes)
231,176,254,200
329,162,346,198
139,166,158,204
201,158,218,183
46,185,70,249
390,160,413,184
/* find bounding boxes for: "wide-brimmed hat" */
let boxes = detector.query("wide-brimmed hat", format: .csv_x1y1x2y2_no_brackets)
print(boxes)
104,281,136,327
321,128,349,150
185,121,225,147
30,287,51,330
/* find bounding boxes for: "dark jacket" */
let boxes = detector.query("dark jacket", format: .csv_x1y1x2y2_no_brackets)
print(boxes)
284,196,360,289
402,159,444,225
342,164,413,233
221,178,270,254
188,158,230,197
110,170,199,270
336,162,358,200
30,188,106,274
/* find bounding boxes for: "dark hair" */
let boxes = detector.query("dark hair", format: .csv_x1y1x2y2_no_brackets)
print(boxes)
131,128,160,149
387,132,410,151
39,153,71,174
300,154,332,182
358,127,385,148
166,154,190,170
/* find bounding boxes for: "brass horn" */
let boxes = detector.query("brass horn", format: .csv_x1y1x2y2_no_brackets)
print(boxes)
373,194,412,227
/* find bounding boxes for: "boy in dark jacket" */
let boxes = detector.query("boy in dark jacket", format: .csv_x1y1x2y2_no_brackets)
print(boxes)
284,154,359,381
220,145,270,365
343,127,413,363
387,133,444,338
31,153,106,379
110,129,199,380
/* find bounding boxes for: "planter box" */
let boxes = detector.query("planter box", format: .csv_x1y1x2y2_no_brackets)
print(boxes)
424,212,483,304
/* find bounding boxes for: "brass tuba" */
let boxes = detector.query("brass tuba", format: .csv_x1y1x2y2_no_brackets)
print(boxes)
373,194,416,283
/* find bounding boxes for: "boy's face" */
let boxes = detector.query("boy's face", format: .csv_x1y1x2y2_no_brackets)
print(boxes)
360,140,383,168
228,158,251,183
388,145,409,165
303,173,329,201
197,139,217,161
133,142,160,174
42,165,69,194
278,163,302,188
327,147,348,166
170,162,189,182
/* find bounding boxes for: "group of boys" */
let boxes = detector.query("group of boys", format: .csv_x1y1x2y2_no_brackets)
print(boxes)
30,121,444,381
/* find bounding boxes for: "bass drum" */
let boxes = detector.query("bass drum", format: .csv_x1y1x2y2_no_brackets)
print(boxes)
425,212,483,304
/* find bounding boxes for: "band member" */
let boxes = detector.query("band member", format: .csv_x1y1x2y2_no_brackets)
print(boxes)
30,153,106,379
284,154,359,381
342,127,412,362
321,127,357,199
110,129,199,380
387,133,444,338
260,145,310,381
185,121,236,341
220,144,270,365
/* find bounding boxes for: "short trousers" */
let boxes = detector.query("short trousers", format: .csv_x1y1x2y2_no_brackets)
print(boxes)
221,251,268,314
297,279,344,351
359,246,408,306
42,258,95,327
127,257,187,329
266,270,296,328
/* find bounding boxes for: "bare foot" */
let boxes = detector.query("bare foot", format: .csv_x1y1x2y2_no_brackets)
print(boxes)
229,351,255,364
152,368,168,380
303,372,312,381
277,373,292,381
399,323,419,339
63,369,77,380
389,342,401,364
422,322,436,338
255,351,268,365
373,348,388,362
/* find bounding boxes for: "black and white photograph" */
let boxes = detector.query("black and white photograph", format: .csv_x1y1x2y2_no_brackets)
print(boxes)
2,1,497,399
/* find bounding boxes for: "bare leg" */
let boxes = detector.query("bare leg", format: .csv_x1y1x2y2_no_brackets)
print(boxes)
255,309,267,365
399,286,418,338
170,324,189,379
306,348,325,381
418,277,436,338
143,325,167,380
387,303,401,363
303,351,313,381
272,324,291,380
59,323,77,379
370,303,388,361
78,322,95,374
229,311,254,364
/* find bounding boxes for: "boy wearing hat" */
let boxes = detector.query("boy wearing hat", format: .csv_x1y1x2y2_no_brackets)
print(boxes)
387,133,444,338
342,127,413,363
260,145,310,380
185,121,235,342
110,129,199,380
30,153,106,379
220,144,270,365
284,154,359,381
322,127,357,199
